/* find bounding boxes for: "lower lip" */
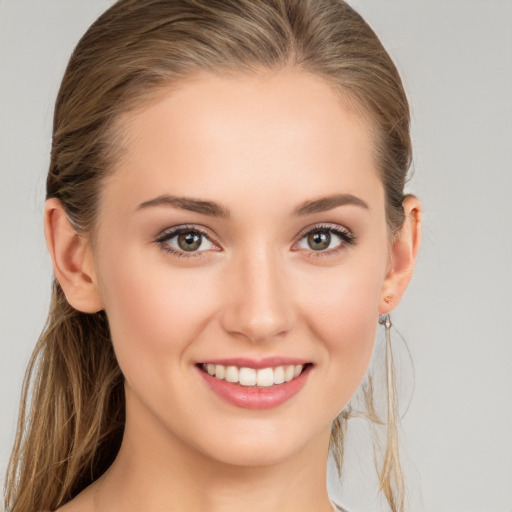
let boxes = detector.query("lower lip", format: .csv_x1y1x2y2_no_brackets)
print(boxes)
197,366,312,410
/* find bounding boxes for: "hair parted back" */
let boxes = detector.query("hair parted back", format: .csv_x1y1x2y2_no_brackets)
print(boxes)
5,1,411,511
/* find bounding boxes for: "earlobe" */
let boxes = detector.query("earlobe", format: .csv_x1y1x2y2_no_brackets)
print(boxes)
44,198,103,313
379,195,422,314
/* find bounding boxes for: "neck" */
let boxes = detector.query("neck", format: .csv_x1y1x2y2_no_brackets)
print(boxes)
90,393,334,512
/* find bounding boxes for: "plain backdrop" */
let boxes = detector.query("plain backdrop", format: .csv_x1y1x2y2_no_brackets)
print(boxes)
1,1,511,511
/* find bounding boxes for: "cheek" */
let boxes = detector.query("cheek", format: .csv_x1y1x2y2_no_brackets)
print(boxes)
295,254,386,398
96,245,218,374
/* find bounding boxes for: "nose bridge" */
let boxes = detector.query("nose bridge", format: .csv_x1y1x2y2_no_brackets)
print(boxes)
221,243,294,343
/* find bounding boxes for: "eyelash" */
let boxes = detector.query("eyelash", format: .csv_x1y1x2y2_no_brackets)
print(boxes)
155,225,217,258
154,223,357,259
294,223,357,258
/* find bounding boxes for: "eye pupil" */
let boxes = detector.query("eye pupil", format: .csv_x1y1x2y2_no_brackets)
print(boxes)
307,231,330,250
178,232,202,251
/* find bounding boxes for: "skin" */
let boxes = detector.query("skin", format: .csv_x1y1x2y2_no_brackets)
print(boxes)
45,70,421,512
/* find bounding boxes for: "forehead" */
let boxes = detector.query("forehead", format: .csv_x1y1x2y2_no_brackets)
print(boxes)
104,70,383,216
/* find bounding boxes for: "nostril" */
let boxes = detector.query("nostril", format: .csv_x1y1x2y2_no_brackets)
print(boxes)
217,268,295,343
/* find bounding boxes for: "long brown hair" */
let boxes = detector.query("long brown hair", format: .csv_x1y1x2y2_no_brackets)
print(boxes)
5,1,411,510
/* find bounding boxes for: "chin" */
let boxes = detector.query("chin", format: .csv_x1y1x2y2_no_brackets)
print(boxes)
184,415,330,469
198,436,306,468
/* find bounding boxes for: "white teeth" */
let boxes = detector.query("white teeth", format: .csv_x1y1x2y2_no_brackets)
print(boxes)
225,366,239,383
273,366,285,384
215,364,225,379
256,368,274,387
284,365,295,382
239,367,257,386
203,363,305,387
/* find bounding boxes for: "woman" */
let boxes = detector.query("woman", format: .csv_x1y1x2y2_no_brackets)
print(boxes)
4,0,421,511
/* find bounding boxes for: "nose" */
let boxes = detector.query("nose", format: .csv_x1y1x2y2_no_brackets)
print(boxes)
219,247,296,344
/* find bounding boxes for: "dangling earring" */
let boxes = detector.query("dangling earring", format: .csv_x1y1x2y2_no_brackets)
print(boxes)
378,313,392,338
379,313,393,379
379,313,397,427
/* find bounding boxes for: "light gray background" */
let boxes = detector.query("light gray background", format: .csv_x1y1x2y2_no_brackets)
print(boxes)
1,1,511,511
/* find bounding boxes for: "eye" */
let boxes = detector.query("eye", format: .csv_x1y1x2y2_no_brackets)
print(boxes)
295,224,356,255
155,226,217,257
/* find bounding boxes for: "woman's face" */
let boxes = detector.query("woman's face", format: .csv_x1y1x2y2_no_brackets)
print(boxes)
91,70,391,466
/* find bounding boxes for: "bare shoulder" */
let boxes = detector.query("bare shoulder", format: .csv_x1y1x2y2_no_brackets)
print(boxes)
50,485,96,512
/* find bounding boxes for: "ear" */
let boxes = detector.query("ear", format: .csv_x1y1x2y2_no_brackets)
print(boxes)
379,195,422,314
44,198,103,313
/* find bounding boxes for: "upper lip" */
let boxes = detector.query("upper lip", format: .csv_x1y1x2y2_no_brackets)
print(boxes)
197,357,311,369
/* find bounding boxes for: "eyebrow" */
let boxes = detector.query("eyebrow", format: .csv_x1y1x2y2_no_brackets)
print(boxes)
293,193,369,215
136,192,368,218
136,194,230,218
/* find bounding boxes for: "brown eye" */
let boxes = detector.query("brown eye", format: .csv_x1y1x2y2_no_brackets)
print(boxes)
177,232,202,251
296,225,356,255
157,227,216,255
307,231,331,250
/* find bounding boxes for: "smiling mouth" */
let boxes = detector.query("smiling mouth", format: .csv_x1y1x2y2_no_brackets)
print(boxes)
199,363,311,388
